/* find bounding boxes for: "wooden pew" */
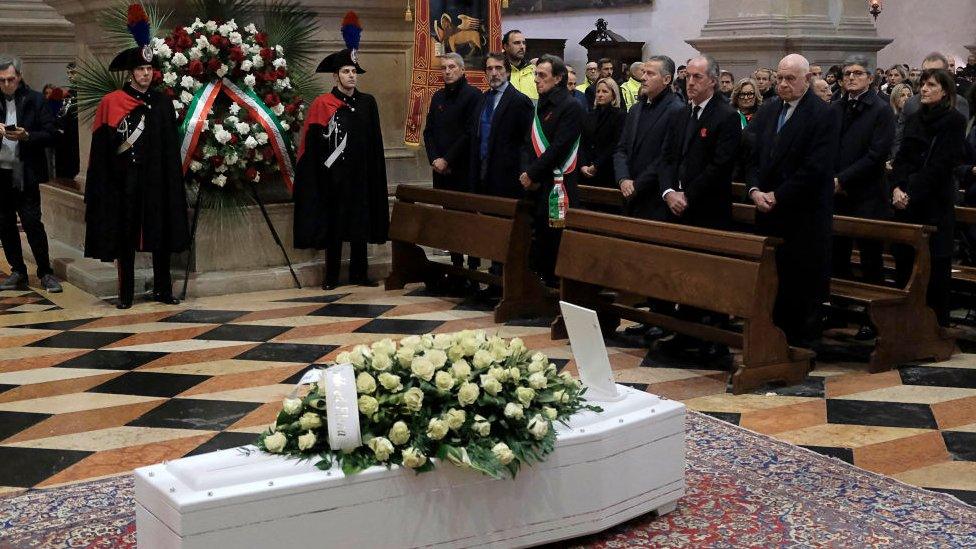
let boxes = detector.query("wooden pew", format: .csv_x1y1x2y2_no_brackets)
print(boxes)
384,185,556,322
551,208,813,395
733,201,955,372
950,206,976,308
577,185,626,214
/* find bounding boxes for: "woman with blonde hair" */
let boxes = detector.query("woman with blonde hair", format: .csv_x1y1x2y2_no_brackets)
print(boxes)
730,77,762,128
888,82,914,163
579,77,626,188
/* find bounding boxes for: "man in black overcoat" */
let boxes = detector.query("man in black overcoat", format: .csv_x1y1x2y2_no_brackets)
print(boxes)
0,54,62,293
519,55,584,285
830,54,895,339
658,55,742,358
747,54,840,347
54,62,79,181
613,55,685,221
424,51,481,281
84,45,190,308
471,52,534,200
293,47,389,290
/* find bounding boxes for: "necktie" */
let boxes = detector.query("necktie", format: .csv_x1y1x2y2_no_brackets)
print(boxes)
691,105,701,120
479,89,499,161
683,104,701,153
776,103,790,133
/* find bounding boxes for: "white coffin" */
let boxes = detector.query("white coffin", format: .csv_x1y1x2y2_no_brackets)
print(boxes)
134,386,685,549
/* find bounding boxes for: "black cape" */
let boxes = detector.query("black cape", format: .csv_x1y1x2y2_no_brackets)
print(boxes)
293,88,389,249
84,85,190,262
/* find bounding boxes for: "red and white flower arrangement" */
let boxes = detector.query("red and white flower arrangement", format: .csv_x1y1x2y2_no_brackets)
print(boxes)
153,17,304,190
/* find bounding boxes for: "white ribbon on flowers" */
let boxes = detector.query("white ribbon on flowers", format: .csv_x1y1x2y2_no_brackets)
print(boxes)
322,363,362,451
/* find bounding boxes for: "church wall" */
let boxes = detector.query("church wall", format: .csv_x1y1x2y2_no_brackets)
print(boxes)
874,0,976,69
503,0,710,74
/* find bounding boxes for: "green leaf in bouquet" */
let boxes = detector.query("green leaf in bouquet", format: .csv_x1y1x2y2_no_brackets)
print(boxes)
314,453,334,471
261,0,319,67
97,0,172,52
73,56,127,122
186,0,258,22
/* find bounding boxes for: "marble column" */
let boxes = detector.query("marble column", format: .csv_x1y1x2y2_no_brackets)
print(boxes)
0,0,75,87
686,0,892,79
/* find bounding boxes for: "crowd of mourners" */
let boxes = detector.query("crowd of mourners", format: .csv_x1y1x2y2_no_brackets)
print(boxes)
422,30,976,356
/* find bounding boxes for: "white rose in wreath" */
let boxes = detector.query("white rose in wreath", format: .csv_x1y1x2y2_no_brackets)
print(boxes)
426,348,448,369
282,397,303,416
388,421,410,445
240,59,253,72
264,431,287,453
434,370,455,391
457,382,480,406
378,372,402,392
445,408,466,430
162,72,177,86
243,74,256,88
480,375,502,396
492,442,514,465
410,356,435,381
528,372,548,390
371,352,393,371
171,52,188,67
235,122,250,135
188,47,202,60
358,395,379,416
401,447,427,468
450,359,471,380
213,174,227,187
504,402,524,420
527,414,549,440
356,372,376,394
367,437,394,461
179,90,194,104
244,136,258,149
472,415,491,437
403,387,424,411
297,431,317,451
298,412,322,430
272,103,285,117
426,418,449,440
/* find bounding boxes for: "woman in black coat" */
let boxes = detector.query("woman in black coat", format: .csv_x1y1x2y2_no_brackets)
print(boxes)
891,69,967,326
579,77,626,189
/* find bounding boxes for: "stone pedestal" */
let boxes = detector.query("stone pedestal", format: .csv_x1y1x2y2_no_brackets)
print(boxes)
686,0,892,79
0,0,75,87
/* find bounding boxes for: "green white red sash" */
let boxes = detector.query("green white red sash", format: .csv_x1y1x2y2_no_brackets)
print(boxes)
179,78,295,190
530,110,579,228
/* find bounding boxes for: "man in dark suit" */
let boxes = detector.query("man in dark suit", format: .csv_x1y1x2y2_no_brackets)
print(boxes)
471,52,534,200
519,54,584,285
658,55,742,357
830,54,895,339
424,52,481,285
747,53,840,347
613,55,685,221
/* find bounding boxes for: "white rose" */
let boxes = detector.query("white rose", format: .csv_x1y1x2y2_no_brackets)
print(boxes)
426,418,449,440
272,103,285,116
178,90,193,104
195,36,210,50
228,31,243,45
508,367,521,382
189,160,203,172
504,402,524,420
243,74,256,87
240,59,253,71
528,372,548,389
434,370,455,391
527,414,550,440
235,121,250,134
263,431,287,453
298,412,322,430
371,352,393,371
188,47,202,60
400,335,422,347
215,64,229,77
356,372,376,394
251,54,264,68
273,57,287,69
559,371,575,384
276,45,284,54
425,349,447,369
447,344,465,362
401,447,427,468
371,338,396,356
395,346,415,368
421,334,435,349
388,421,411,445
282,397,302,415
444,408,466,430
297,431,317,450
432,333,453,350
178,76,194,89
205,20,218,32
472,414,491,437
280,121,290,131
403,387,424,411
492,442,514,465
254,131,269,145
460,335,480,356
552,389,570,403
215,165,227,174
515,386,535,407
249,44,261,55
358,395,378,416
543,406,558,420
171,52,188,67
244,23,258,34
172,100,184,111
509,337,526,354
378,372,403,392
244,136,258,149
480,374,502,396
471,349,494,370
451,359,471,380
213,174,227,187
410,356,435,381
347,346,366,367
487,366,508,382
367,436,394,461
162,72,177,86
457,382,480,406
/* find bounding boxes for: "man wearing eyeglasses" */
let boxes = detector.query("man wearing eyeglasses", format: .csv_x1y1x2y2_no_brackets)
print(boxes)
0,54,61,293
828,55,895,340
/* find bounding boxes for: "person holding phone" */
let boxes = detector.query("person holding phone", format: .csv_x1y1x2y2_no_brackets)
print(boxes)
0,54,61,293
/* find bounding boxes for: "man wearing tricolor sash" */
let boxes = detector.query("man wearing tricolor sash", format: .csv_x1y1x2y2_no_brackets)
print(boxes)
292,12,388,290
83,5,189,309
519,54,584,286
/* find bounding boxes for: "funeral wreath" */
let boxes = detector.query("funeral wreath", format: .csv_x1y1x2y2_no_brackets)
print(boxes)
257,331,601,478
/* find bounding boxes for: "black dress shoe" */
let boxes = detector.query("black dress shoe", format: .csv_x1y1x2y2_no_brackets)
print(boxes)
153,292,181,305
117,302,132,310
322,281,339,291
853,324,877,341
350,277,379,287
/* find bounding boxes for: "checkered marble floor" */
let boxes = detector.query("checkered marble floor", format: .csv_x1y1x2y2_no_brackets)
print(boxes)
0,271,974,507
